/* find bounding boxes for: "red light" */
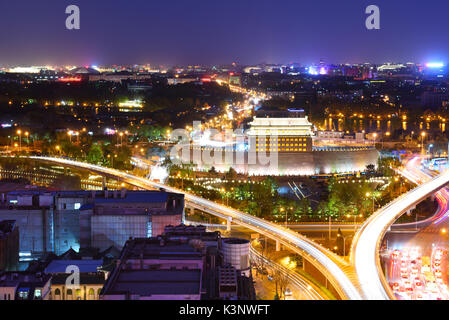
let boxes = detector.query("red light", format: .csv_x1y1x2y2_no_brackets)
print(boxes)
58,77,82,82
201,78,211,82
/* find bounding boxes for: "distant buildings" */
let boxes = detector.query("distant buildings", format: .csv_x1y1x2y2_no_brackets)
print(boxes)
0,189,184,258
100,224,254,300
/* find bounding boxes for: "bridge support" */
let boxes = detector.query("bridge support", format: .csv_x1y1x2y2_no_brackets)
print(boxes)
102,176,107,190
275,240,281,252
302,258,342,299
183,205,194,224
226,218,232,232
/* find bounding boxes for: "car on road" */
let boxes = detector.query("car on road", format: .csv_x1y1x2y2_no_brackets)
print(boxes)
392,282,400,292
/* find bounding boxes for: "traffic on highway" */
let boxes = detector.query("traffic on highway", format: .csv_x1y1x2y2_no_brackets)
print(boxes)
386,246,448,300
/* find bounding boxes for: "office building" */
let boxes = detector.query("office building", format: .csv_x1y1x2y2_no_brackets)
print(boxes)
0,220,19,271
0,189,184,258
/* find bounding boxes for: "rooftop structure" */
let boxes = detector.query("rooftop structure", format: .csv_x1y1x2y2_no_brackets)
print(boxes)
0,271,51,300
100,225,255,300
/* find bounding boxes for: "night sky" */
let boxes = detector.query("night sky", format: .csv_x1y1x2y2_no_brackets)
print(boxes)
1,0,449,66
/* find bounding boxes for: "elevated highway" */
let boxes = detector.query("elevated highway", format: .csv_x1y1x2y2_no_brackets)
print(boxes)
351,166,449,299
23,156,362,300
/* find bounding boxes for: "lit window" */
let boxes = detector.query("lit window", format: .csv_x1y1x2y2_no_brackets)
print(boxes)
34,289,42,299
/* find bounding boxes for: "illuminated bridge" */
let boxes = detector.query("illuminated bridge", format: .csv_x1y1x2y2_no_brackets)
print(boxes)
351,167,449,300
22,156,362,300
15,156,449,300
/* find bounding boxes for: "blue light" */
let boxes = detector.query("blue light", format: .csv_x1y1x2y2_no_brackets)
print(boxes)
426,62,445,68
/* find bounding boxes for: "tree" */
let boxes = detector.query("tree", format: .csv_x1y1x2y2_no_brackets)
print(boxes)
273,269,290,300
86,143,103,164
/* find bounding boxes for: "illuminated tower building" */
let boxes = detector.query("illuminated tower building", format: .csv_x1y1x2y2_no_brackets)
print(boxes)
247,108,314,154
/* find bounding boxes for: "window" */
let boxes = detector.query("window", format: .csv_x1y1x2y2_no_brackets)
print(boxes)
18,290,28,300
76,289,82,300
88,288,95,300
74,203,81,210
34,289,42,299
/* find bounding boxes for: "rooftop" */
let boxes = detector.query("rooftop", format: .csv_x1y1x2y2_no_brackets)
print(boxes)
121,238,203,260
44,260,103,273
0,272,51,287
51,272,106,285
105,269,201,296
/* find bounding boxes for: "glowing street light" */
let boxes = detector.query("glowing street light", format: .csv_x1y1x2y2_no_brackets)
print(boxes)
16,129,22,151
421,132,426,154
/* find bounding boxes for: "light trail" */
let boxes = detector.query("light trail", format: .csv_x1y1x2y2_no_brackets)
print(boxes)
352,165,449,300
249,246,326,300
22,156,362,300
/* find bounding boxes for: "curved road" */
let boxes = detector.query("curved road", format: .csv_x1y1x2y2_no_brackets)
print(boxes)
351,164,449,300
23,156,362,300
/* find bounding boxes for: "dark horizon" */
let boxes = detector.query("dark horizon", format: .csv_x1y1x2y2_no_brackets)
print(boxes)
1,0,449,66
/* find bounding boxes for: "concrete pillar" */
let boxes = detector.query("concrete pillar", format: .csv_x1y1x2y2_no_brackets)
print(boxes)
102,176,106,190
226,218,231,232
276,240,281,252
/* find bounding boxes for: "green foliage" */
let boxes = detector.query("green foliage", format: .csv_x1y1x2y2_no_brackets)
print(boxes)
86,143,104,164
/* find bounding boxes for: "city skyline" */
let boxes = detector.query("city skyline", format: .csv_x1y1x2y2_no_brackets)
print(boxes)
1,0,449,66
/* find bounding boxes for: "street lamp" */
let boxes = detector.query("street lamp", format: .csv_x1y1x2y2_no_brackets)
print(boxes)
428,144,434,160
16,129,22,151
107,154,117,168
337,233,352,257
366,192,375,214
119,132,124,145
280,207,287,226
24,131,29,148
347,214,358,234
421,132,426,154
